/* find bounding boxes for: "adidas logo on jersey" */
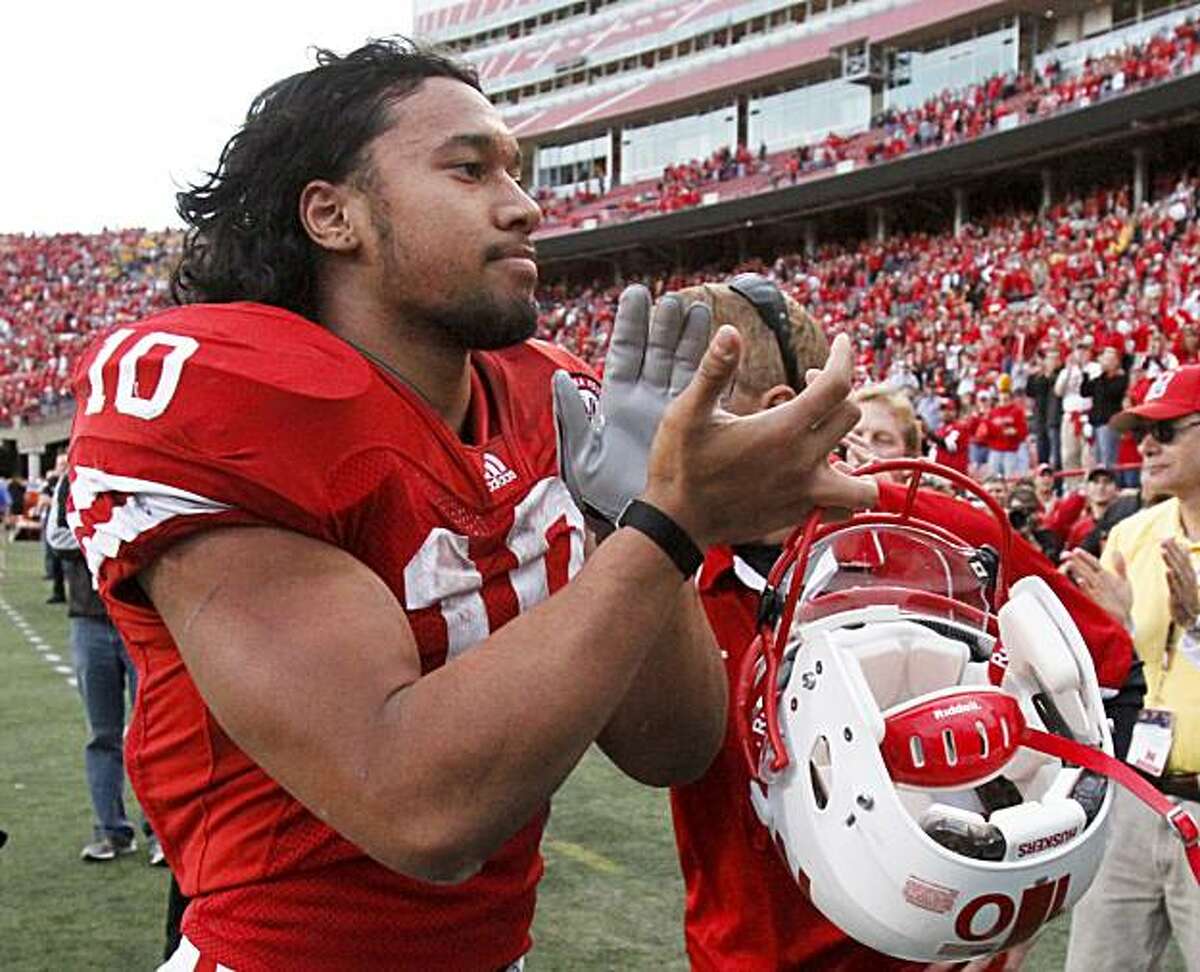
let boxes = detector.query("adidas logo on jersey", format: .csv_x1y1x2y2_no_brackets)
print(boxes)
483,452,517,492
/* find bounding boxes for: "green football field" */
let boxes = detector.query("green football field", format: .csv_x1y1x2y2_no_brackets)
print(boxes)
0,540,1184,970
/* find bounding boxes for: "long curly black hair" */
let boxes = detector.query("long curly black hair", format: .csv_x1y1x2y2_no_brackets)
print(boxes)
171,38,480,321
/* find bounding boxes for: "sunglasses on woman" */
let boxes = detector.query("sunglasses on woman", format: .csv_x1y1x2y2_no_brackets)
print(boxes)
1134,418,1200,444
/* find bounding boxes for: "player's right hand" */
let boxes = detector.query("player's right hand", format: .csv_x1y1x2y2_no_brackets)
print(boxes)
640,328,878,548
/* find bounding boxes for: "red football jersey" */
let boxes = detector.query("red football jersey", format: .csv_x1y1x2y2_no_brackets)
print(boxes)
67,302,593,971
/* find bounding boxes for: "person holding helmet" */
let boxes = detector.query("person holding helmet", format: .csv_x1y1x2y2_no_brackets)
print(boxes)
1063,365,1200,970
667,274,1136,971
668,275,918,971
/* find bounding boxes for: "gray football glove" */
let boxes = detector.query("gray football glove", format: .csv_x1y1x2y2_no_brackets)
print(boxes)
553,284,712,524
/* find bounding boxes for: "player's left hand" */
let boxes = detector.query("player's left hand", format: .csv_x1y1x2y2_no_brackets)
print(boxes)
553,285,710,524
1162,537,1199,629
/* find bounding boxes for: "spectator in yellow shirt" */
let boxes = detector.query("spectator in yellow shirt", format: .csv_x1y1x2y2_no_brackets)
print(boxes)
1063,365,1200,970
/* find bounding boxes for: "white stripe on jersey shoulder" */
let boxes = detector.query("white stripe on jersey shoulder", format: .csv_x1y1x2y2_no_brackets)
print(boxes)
70,466,232,585
158,934,235,972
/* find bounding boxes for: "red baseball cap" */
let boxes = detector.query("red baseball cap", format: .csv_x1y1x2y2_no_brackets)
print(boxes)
1111,366,1200,431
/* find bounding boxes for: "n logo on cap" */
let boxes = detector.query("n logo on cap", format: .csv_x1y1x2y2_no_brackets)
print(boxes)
1147,371,1177,402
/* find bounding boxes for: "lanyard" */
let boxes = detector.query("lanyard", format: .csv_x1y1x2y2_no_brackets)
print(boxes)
1151,622,1176,706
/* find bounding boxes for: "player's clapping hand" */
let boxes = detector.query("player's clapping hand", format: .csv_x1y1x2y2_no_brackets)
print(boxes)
641,325,878,548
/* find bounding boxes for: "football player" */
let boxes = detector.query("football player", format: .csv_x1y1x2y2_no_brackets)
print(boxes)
667,276,1134,971
66,40,875,970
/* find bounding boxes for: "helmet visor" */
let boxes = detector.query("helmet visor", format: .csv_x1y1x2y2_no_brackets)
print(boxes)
796,523,996,638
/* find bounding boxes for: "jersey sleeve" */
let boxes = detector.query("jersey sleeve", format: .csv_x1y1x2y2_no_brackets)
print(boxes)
67,304,374,599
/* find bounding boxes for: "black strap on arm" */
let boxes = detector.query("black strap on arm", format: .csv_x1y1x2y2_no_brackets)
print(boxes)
618,499,704,578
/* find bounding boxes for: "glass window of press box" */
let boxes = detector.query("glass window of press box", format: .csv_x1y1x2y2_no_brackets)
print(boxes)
884,18,1019,113
534,135,610,196
748,76,870,152
620,105,737,185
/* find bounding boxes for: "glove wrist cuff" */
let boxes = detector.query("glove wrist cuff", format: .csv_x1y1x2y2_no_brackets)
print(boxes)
618,499,704,578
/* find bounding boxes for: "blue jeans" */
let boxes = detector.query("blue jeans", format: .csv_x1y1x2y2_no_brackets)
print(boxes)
1094,422,1121,471
1036,423,1062,470
1048,425,1062,470
990,448,1023,478
70,615,137,842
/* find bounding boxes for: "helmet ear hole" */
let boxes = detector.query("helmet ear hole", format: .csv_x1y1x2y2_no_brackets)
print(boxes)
809,735,833,810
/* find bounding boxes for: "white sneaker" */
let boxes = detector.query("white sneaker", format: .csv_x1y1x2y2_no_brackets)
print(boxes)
80,836,137,862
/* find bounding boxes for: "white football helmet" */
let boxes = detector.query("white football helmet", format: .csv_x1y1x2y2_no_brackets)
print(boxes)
736,460,1199,962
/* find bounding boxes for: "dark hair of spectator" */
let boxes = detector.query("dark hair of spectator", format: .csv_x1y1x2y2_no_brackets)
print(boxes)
171,37,481,320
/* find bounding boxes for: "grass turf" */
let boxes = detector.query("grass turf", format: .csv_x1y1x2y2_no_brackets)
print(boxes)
0,541,170,970
0,540,1184,969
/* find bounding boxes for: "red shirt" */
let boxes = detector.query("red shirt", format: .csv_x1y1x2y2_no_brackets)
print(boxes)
983,401,1029,452
1041,491,1087,545
933,418,974,474
68,303,593,971
1066,512,1097,551
672,546,921,972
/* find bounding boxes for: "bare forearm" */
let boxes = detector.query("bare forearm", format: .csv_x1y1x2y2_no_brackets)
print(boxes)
597,582,726,785
366,528,694,876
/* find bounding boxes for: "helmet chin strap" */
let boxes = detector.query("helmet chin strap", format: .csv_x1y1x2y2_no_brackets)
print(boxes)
1022,725,1200,884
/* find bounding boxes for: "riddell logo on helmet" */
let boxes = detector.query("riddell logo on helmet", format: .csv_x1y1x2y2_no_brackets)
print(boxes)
933,700,982,720
1016,827,1079,858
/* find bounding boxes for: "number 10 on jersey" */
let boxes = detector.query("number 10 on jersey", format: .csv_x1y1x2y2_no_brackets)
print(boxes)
85,328,199,420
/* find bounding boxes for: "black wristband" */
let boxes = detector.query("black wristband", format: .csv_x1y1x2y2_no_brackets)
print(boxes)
617,499,704,577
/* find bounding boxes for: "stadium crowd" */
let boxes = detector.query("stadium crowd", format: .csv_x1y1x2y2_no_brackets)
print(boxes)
0,229,179,425
7,167,1200,509
540,169,1200,484
6,14,1200,434
7,105,1200,582
536,15,1200,231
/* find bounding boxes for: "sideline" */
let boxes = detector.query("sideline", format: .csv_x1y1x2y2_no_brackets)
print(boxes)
543,837,621,875
0,595,75,689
